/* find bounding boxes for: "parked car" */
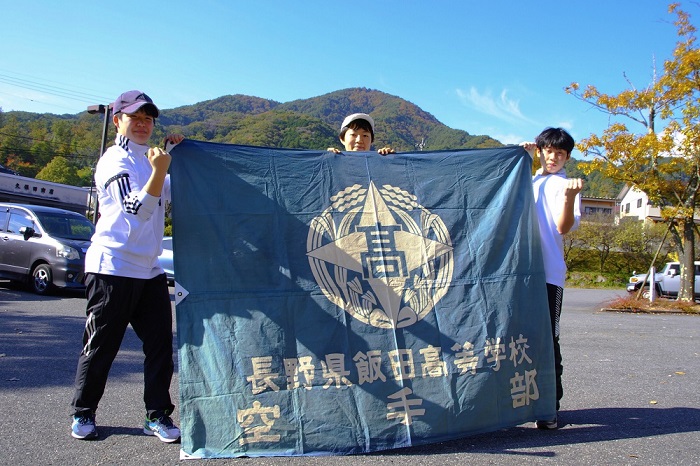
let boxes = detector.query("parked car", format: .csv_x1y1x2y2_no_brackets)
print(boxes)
627,269,664,295
627,261,700,299
158,236,174,285
0,203,94,295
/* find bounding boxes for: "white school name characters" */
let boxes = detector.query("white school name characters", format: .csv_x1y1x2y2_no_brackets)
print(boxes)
237,333,540,446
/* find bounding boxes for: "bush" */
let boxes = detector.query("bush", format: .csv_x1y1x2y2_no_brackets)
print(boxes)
604,295,700,314
566,271,628,288
566,247,671,277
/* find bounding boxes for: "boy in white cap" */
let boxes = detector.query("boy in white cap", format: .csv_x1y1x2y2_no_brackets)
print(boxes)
70,90,183,443
327,113,395,155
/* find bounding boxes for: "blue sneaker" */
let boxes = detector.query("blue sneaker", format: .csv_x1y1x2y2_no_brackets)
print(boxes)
144,415,180,443
71,412,98,440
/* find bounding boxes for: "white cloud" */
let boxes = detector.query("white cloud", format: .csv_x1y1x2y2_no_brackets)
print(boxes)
456,87,538,126
493,132,526,145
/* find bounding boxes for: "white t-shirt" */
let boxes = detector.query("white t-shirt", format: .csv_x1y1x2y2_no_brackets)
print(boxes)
532,170,581,287
85,134,170,279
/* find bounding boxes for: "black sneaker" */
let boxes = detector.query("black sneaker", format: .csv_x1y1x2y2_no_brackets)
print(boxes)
535,415,558,430
71,412,98,439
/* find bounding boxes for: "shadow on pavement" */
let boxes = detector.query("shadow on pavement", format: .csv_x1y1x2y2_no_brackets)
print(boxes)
0,304,163,390
378,406,699,456
82,425,147,440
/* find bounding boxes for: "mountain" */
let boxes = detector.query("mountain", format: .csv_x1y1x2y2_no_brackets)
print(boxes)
0,87,625,197
155,88,502,151
0,88,627,197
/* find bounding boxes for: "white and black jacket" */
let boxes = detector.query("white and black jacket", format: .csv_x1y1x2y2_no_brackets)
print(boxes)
84,134,170,279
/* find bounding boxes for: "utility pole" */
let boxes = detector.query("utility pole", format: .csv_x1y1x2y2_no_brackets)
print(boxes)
86,104,112,223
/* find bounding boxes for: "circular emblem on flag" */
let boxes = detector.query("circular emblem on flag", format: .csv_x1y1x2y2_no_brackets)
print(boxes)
307,182,454,328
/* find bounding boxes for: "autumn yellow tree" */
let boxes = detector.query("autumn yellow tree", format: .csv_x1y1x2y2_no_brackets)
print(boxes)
566,3,700,302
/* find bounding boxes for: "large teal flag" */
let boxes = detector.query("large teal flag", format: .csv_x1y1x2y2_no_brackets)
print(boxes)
169,141,555,459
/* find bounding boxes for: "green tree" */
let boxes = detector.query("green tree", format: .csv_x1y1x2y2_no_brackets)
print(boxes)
36,156,80,185
0,115,31,169
575,214,617,273
562,226,588,271
76,165,94,187
615,219,673,274
28,119,52,168
566,3,700,302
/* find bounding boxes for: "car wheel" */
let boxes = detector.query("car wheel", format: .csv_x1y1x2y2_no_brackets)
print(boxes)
30,264,53,295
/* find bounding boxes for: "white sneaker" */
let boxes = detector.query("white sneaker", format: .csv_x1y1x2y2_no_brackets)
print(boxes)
144,415,181,443
71,413,98,440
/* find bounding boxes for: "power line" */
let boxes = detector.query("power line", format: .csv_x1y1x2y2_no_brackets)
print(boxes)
0,69,113,102
0,69,113,111
0,89,84,114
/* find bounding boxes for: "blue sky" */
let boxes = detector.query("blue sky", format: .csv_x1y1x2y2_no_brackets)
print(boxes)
0,1,688,150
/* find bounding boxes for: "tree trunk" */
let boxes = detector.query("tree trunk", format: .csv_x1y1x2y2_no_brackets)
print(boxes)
678,219,696,302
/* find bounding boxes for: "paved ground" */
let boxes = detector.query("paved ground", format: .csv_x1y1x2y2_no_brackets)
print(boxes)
0,285,698,465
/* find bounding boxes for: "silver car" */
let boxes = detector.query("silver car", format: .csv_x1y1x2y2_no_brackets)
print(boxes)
0,203,94,294
158,236,174,285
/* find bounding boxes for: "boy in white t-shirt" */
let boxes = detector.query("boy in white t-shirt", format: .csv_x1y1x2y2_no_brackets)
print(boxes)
521,127,582,430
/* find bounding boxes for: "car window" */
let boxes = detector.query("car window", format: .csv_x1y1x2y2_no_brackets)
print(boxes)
67,217,95,240
669,264,680,274
7,211,34,234
35,212,95,240
0,209,8,232
695,265,700,276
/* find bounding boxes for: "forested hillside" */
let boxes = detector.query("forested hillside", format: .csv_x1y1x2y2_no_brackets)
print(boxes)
0,87,621,197
156,88,502,151
565,158,625,198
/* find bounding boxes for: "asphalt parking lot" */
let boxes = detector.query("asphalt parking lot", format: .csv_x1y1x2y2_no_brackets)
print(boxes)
0,285,698,465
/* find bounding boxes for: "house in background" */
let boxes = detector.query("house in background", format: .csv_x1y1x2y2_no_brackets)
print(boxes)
617,185,663,223
616,185,700,223
580,196,617,220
